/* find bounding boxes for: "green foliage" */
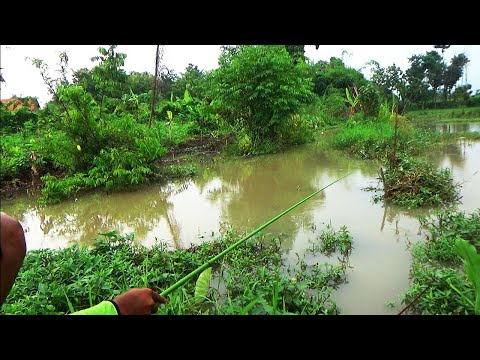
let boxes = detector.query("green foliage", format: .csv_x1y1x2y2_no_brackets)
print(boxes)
55,85,102,171
210,45,315,147
90,45,128,101
39,173,88,205
158,90,219,135
86,147,153,192
72,68,97,97
403,209,480,314
284,45,306,63
0,106,39,134
309,224,353,257
369,62,407,105
330,118,438,160
403,51,470,109
1,226,352,315
125,71,154,95
312,57,368,96
357,83,381,117
0,132,33,181
170,64,207,100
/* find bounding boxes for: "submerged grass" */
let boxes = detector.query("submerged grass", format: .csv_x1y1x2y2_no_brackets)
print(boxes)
1,224,353,315
402,209,480,315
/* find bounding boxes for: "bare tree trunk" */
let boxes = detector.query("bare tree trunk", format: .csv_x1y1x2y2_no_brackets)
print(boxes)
149,45,164,128
390,103,399,170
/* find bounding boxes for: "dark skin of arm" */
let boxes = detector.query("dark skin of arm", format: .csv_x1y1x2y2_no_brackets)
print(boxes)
0,212,167,314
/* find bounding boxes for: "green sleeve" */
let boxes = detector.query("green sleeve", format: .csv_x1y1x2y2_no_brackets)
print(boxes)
70,301,119,315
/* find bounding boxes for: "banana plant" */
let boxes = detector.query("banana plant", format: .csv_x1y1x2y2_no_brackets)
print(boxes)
451,237,480,314
345,86,359,116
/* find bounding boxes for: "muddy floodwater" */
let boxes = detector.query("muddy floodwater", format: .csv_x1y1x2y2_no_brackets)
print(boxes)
2,131,479,315
418,122,480,133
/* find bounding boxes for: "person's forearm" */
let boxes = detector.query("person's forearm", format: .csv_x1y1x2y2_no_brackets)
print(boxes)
70,300,120,315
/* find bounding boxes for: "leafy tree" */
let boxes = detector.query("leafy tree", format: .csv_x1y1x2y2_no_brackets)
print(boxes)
171,64,207,100
126,71,154,95
357,83,381,117
72,68,97,98
210,45,314,144
312,57,368,96
285,45,306,63
158,68,178,100
443,53,469,103
452,84,472,105
405,54,430,107
90,45,128,117
370,62,407,104
422,51,446,107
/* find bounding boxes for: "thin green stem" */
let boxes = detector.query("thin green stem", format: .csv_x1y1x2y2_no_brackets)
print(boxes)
160,173,351,297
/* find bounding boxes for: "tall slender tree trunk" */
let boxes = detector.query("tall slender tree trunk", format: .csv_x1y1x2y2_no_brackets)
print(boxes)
149,45,160,128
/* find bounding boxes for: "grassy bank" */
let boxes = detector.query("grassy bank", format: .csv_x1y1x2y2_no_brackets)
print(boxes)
406,107,480,122
1,224,353,315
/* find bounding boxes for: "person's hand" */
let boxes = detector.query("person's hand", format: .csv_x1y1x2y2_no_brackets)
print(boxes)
112,288,167,315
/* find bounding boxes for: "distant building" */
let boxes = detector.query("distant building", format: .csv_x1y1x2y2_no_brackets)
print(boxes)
1,96,40,111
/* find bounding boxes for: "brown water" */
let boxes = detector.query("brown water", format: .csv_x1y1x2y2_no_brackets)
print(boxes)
2,137,479,315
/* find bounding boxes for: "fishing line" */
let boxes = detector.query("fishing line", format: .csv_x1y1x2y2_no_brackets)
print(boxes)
160,173,352,297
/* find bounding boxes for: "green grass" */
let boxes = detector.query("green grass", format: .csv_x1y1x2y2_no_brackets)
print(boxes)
328,119,440,161
406,107,480,122
402,209,480,315
1,224,353,315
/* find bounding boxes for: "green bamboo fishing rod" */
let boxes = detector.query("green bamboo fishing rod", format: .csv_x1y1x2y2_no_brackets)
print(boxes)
160,173,352,297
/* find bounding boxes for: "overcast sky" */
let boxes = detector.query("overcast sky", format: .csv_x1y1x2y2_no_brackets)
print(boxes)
1,45,478,107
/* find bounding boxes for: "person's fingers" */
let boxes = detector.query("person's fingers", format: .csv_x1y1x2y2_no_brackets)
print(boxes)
151,289,167,304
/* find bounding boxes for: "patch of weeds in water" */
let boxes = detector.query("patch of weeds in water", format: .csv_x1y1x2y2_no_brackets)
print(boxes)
374,156,461,209
308,223,353,258
402,209,480,315
1,226,353,315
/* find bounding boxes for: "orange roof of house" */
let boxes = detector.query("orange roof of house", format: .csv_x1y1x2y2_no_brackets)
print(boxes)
1,97,39,111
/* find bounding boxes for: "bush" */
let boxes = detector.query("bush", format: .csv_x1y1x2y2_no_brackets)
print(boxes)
210,45,315,146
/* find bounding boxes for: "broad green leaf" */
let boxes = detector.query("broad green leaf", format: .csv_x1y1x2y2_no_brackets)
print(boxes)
345,87,353,105
454,237,480,314
193,267,212,304
183,89,192,103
